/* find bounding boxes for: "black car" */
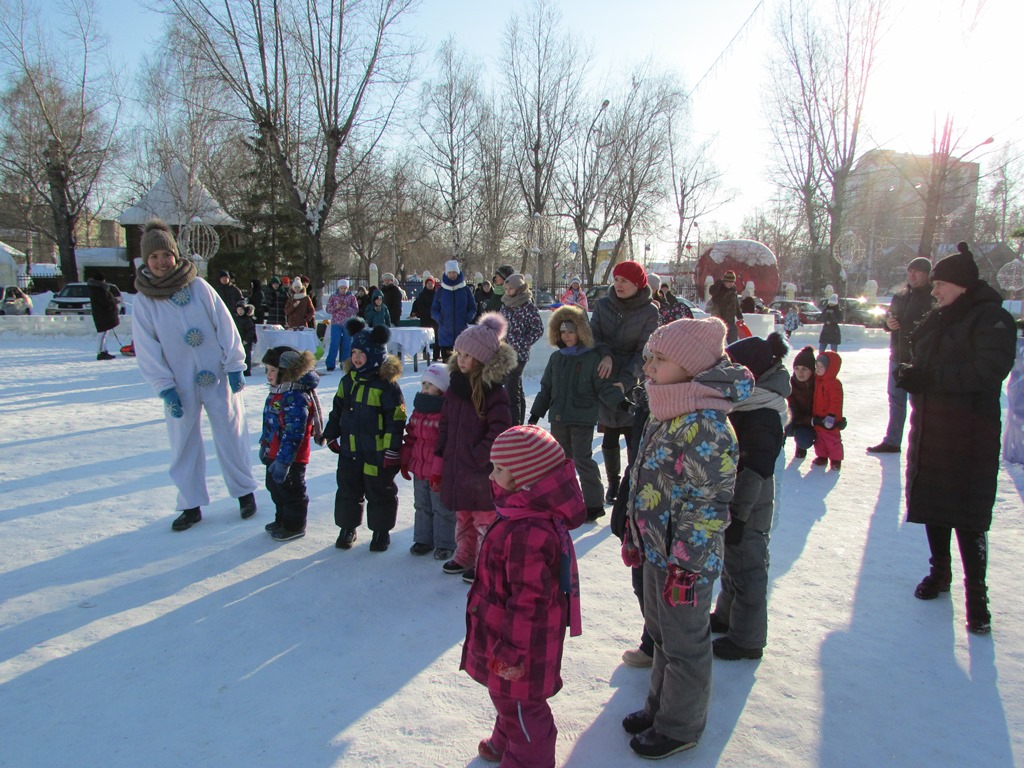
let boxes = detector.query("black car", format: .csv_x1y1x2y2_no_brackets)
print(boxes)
817,297,887,327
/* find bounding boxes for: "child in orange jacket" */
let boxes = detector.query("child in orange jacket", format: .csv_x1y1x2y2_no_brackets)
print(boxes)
811,351,844,470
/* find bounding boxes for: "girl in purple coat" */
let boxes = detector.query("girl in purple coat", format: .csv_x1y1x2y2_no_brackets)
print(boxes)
435,313,516,582
463,425,585,767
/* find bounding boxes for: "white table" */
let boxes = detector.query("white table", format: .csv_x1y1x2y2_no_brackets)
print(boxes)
389,326,435,372
254,325,320,364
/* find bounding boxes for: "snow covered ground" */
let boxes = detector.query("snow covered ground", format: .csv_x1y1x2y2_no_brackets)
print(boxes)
1,326,1023,767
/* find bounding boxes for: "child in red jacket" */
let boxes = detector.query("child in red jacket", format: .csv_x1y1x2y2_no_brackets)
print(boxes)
462,425,585,768
812,351,844,470
400,363,455,560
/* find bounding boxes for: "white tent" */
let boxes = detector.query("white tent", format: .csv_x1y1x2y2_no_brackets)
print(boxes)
118,163,240,228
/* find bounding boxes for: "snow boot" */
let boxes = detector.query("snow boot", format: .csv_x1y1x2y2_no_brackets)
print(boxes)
265,520,281,534
604,446,621,503
965,579,991,634
171,507,202,531
811,456,828,466
238,493,257,519
335,528,357,549
621,648,653,668
914,558,952,600
713,636,763,660
829,460,841,471
604,476,620,504
622,710,654,735
271,527,305,542
409,542,433,556
462,568,476,584
369,531,390,552
442,559,466,575
794,447,807,459
709,612,730,634
96,351,115,360
629,728,696,759
477,739,502,763
586,506,606,522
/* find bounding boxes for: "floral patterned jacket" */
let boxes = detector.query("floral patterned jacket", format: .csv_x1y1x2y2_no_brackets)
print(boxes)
624,359,752,583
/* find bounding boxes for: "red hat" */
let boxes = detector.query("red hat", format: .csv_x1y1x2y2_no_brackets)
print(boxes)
612,260,648,290
490,425,566,489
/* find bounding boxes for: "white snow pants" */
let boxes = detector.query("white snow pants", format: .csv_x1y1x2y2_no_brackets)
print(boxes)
165,380,256,510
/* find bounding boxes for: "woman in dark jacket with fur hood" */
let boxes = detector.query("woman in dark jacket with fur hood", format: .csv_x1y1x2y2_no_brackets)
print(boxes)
898,242,1016,634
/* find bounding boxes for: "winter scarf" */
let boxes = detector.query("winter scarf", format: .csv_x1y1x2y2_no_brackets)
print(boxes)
558,345,587,356
501,288,533,309
730,386,790,422
646,380,734,422
412,390,444,414
134,259,198,299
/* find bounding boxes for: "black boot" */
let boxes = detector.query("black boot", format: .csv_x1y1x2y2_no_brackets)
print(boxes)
914,557,952,600
172,507,202,531
603,445,621,503
965,579,991,634
238,493,257,519
586,506,606,522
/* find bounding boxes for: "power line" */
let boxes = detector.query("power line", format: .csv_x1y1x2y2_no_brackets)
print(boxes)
687,0,766,100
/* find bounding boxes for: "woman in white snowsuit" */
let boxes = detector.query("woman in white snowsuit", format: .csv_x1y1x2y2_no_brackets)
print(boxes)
132,220,258,531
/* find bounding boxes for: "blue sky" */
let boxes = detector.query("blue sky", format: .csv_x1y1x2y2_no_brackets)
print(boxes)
76,0,1024,240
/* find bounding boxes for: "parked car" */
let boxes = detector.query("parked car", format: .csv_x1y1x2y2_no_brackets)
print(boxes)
586,284,610,304
817,297,887,327
533,289,557,309
770,299,822,324
46,282,124,316
1,286,32,315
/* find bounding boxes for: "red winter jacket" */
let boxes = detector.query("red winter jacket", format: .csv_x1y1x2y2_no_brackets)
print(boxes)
400,392,445,480
461,459,585,701
812,351,844,423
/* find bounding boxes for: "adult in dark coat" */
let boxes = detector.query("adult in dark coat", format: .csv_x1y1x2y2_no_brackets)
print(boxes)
248,278,265,324
818,295,842,353
357,286,374,318
431,261,477,359
899,242,1016,635
379,272,403,324
867,257,933,453
707,271,743,343
483,265,514,315
590,260,659,502
264,276,288,326
88,273,120,360
214,270,244,309
411,276,441,360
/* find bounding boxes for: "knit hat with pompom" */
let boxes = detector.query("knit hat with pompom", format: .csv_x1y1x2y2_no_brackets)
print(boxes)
455,312,507,364
490,425,567,489
346,316,391,371
140,219,179,261
930,241,979,288
726,332,789,380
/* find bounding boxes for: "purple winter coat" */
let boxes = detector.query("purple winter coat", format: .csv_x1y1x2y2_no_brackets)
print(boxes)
435,344,516,511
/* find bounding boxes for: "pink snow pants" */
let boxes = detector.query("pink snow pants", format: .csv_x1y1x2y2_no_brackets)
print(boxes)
454,509,496,569
813,427,844,461
488,694,557,768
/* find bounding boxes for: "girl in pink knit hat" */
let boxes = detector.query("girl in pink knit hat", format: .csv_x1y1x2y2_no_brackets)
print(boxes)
620,316,754,759
434,313,516,581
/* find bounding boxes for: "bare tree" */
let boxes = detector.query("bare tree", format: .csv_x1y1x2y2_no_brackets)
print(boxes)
474,99,519,279
502,0,585,282
162,0,417,287
416,39,482,266
0,0,121,279
976,141,1024,244
767,0,885,295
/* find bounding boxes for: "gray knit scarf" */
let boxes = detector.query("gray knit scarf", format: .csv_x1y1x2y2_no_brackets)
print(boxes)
501,288,533,309
134,259,198,299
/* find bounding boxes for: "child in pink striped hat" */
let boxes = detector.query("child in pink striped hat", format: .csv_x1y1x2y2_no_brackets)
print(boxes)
462,424,585,767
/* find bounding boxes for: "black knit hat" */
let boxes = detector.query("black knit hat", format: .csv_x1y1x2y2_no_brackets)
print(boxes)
494,265,515,281
727,332,789,380
793,345,816,370
930,242,979,288
907,257,933,274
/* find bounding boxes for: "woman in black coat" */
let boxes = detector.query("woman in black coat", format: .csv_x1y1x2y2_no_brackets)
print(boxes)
410,276,440,360
88,273,120,360
899,243,1016,634
248,278,265,324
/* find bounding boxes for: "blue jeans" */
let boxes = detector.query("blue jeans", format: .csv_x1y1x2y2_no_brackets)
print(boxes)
883,359,908,446
326,323,351,370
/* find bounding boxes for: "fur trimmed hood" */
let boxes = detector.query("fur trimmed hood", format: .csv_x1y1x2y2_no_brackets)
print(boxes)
343,353,403,383
446,342,517,387
547,305,593,347
278,349,316,383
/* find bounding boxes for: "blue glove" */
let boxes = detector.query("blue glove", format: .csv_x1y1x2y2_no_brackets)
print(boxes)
228,371,245,393
269,460,288,484
160,388,183,419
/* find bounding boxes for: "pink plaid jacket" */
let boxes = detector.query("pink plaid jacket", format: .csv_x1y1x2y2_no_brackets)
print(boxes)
461,459,585,700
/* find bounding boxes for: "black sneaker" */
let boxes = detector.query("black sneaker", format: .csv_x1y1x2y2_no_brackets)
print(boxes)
271,528,305,542
442,559,467,575
629,728,696,759
238,493,257,519
265,521,281,533
866,442,901,454
712,636,763,660
409,542,433,556
622,710,654,735
171,507,202,531
335,528,357,549
96,351,115,360
462,568,476,584
369,531,391,552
